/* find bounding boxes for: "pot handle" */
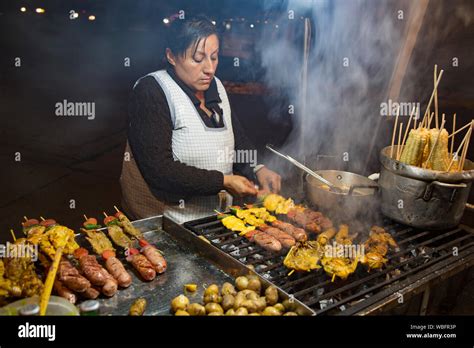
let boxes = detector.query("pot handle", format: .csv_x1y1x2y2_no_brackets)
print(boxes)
348,184,379,196
431,181,467,189
466,203,474,211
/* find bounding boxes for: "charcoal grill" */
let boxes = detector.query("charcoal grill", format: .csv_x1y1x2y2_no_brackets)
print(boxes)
181,214,474,315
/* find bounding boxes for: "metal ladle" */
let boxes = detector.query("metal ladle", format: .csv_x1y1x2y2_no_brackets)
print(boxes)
265,144,346,194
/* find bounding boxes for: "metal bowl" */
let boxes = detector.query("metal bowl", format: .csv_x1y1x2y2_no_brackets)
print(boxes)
304,170,379,220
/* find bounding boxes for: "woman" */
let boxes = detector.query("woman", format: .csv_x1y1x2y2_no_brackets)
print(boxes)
120,16,281,223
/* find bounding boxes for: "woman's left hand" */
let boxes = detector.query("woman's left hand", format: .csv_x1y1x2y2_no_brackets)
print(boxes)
256,167,281,193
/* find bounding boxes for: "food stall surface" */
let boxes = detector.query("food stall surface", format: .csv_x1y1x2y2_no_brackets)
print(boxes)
77,216,235,316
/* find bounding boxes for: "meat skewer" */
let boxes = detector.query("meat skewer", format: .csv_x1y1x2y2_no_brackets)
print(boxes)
81,215,132,288
139,240,167,274
270,220,307,242
113,206,143,239
258,225,295,249
126,248,156,281
241,230,282,252
103,213,133,249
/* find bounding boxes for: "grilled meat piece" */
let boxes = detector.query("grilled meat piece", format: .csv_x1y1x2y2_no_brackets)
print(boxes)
271,220,307,242
258,225,295,249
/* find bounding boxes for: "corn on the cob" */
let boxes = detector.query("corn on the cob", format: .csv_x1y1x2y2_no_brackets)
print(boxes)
399,128,429,166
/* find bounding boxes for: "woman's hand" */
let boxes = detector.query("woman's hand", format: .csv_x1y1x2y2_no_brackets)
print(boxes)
256,167,281,193
224,175,258,197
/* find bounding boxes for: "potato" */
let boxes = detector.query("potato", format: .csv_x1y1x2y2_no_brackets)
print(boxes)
221,282,237,296
221,295,235,311
262,306,281,316
187,303,206,316
235,276,249,291
282,299,296,312
274,303,285,313
255,297,267,312
235,307,249,316
249,312,260,316
205,303,224,315
283,312,298,316
233,293,246,310
247,264,255,272
184,284,197,292
265,286,279,306
204,284,220,296
247,278,262,294
203,293,222,304
175,310,190,316
246,291,259,301
208,311,223,316
241,299,257,313
225,308,236,316
171,295,189,313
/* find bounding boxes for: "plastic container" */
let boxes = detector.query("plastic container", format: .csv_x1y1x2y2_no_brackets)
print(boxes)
0,296,79,316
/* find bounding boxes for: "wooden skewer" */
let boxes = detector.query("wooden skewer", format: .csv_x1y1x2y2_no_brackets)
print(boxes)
434,65,439,129
10,229,16,242
114,206,120,213
460,127,472,172
448,128,472,171
390,105,400,159
83,214,88,221
103,212,108,218
420,69,444,128
401,106,416,149
23,216,28,222
397,123,404,161
40,216,45,221
451,113,456,156
40,237,68,316
426,111,434,130
448,120,473,138
424,117,446,168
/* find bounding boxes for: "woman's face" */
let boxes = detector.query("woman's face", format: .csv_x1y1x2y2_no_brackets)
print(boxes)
167,34,219,92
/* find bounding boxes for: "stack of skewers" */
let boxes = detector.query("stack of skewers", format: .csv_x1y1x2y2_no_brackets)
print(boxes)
390,65,472,172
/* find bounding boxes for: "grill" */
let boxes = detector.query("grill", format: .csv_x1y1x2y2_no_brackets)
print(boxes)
184,214,474,315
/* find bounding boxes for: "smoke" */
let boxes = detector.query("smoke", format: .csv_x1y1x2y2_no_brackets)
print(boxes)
258,0,407,175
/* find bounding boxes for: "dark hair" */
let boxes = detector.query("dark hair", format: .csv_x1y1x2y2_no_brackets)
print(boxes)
166,15,219,60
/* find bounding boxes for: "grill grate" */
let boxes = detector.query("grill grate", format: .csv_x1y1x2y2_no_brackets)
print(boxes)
184,215,474,315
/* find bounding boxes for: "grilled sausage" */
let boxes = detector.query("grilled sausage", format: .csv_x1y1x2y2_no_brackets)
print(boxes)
78,255,109,286
53,279,77,304
258,226,295,249
101,273,118,297
127,254,156,281
245,230,282,252
271,220,307,242
58,259,90,292
81,286,100,299
105,256,132,288
141,245,167,274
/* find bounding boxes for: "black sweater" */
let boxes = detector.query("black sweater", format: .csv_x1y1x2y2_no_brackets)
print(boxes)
127,70,257,203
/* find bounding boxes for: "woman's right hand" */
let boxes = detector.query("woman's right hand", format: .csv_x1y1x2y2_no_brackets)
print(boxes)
223,175,258,197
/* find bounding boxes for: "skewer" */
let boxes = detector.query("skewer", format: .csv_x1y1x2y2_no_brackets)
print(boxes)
10,229,16,242
103,212,108,218
396,123,404,161
390,105,400,159
448,120,473,138
434,65,439,129
114,206,120,213
419,69,444,128
426,112,435,129
401,106,416,149
83,214,88,221
448,128,471,171
424,116,446,168
40,216,45,221
460,127,472,172
451,113,456,156
23,216,28,222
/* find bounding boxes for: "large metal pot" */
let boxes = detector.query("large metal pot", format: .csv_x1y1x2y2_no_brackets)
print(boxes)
304,170,379,220
379,146,474,229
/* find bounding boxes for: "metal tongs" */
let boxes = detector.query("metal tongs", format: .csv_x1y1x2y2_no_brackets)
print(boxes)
265,144,345,194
